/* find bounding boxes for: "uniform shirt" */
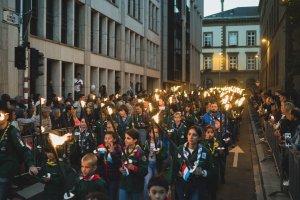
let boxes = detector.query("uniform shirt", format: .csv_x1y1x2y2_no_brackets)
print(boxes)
0,125,34,178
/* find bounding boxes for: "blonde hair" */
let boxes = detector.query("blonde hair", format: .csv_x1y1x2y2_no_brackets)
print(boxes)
81,153,98,167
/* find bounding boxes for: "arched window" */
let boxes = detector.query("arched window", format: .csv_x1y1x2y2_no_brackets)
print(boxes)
228,79,238,86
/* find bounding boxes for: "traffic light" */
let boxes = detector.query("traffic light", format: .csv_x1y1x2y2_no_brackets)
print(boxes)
30,48,44,80
15,46,26,70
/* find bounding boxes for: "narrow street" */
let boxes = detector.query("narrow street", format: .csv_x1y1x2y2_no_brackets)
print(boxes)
217,107,257,200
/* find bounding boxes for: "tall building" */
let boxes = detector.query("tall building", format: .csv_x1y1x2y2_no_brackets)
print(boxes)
200,7,260,88
259,0,300,105
0,0,162,98
161,0,203,89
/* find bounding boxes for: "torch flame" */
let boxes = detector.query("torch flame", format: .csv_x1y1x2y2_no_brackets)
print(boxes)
41,98,46,105
104,98,108,102
225,104,231,111
237,97,246,107
49,133,71,148
149,103,153,112
0,113,5,121
57,97,62,101
152,113,160,124
169,96,173,104
100,103,105,108
107,106,113,115
172,86,181,92
80,100,86,108
155,94,160,101
41,126,45,133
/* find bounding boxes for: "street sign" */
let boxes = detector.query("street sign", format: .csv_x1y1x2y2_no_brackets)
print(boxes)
2,9,19,25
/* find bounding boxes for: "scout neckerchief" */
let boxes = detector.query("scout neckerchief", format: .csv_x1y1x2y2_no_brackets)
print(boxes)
47,158,63,167
80,173,101,181
125,144,141,158
0,123,10,143
206,138,219,155
182,142,202,181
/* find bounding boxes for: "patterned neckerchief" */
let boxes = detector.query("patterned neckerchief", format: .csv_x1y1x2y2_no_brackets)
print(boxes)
125,144,141,158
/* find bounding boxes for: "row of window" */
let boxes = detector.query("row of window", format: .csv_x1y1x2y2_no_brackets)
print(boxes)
203,54,258,70
203,31,257,47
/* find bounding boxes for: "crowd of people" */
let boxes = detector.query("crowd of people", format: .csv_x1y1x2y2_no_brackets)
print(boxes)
251,88,300,187
0,85,246,200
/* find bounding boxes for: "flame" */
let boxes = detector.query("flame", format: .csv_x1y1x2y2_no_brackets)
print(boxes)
155,94,160,101
191,91,194,95
57,97,62,101
41,126,45,133
198,92,200,96
41,98,46,105
138,99,143,103
152,113,160,123
221,95,229,105
169,96,173,104
80,100,86,108
115,94,120,99
149,103,153,112
104,98,108,102
100,103,105,108
237,97,246,107
225,104,231,111
184,92,188,98
107,106,113,115
0,113,5,121
172,86,181,92
92,95,96,100
49,133,71,148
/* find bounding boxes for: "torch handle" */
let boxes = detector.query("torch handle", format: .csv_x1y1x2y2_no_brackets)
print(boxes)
152,120,192,170
107,113,129,162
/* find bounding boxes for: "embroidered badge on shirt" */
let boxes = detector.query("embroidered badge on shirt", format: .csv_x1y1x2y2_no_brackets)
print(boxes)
142,156,147,162
201,152,206,159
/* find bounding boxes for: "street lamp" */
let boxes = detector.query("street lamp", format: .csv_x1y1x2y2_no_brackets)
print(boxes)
255,54,260,81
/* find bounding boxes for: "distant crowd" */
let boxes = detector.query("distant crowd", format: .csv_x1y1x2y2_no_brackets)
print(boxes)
0,85,246,200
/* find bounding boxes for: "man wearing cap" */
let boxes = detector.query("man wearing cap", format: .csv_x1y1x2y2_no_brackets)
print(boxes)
0,105,39,199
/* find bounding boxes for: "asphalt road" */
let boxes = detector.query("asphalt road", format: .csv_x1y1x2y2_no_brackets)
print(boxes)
11,108,260,200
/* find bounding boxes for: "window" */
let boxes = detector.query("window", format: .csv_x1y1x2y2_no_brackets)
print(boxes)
128,0,140,21
229,55,238,70
247,31,256,46
30,0,38,35
203,55,212,70
46,0,54,40
228,32,238,46
203,33,213,47
61,0,68,43
247,55,256,70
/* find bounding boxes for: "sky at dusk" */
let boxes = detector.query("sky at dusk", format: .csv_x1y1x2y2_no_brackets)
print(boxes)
204,0,260,16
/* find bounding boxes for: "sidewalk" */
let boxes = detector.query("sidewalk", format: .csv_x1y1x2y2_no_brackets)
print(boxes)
248,107,291,200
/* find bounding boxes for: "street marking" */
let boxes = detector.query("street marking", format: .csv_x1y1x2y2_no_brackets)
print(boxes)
229,145,244,167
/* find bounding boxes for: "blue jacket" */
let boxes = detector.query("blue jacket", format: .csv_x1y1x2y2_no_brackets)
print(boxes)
200,111,224,129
